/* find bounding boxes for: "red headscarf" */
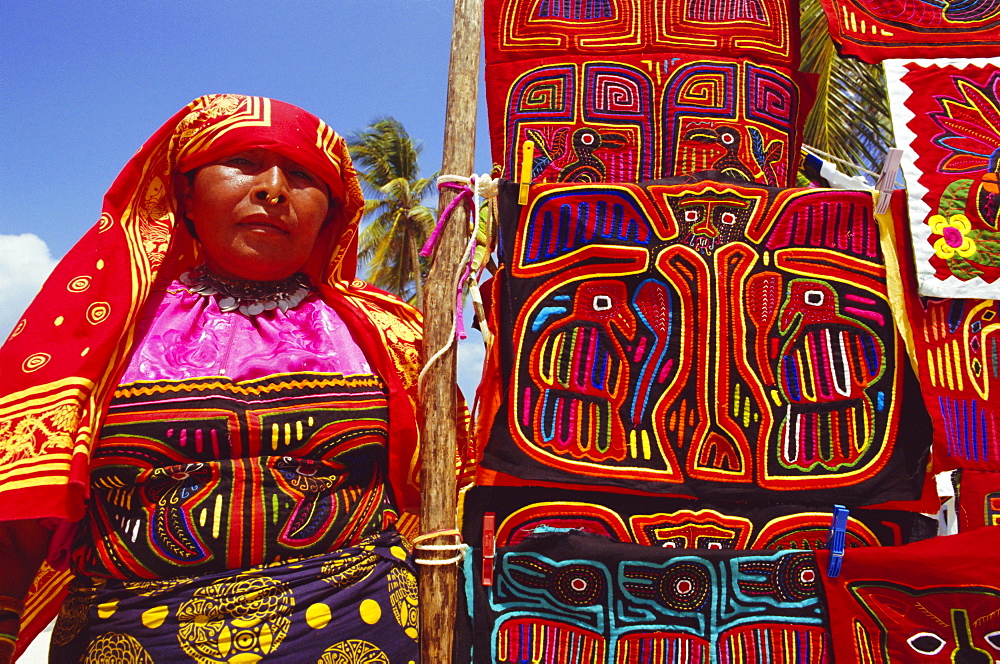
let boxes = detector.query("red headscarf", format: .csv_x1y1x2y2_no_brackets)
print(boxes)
0,94,424,653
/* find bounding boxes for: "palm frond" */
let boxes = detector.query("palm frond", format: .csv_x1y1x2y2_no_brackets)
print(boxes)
348,117,433,304
800,0,894,179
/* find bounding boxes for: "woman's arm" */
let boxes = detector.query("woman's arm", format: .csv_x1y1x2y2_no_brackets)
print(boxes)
0,520,52,664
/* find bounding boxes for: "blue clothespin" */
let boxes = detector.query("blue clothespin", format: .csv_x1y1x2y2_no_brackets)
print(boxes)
826,505,849,578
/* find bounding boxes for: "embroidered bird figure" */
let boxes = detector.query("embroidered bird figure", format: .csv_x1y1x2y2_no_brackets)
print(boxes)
528,280,637,462
524,127,568,181
140,462,213,564
498,554,611,661
558,127,628,182
776,280,884,471
684,125,756,182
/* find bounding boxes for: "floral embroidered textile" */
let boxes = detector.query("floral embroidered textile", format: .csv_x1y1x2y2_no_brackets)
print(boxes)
886,58,1000,299
887,189,1000,473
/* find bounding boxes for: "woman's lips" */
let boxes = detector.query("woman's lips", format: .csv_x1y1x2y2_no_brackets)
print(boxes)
238,214,289,233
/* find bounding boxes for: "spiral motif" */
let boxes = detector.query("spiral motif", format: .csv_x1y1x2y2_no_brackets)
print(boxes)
657,562,711,611
317,640,390,664
552,564,605,606
87,302,111,325
527,82,558,110
97,212,114,233
22,353,51,373
68,276,92,293
8,318,26,340
776,552,820,602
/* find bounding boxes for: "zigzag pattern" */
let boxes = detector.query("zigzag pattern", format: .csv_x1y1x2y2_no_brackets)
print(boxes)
113,374,383,399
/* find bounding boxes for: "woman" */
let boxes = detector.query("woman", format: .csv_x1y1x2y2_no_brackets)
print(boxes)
0,94,427,662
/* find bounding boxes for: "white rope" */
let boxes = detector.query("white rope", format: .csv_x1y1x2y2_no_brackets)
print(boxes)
417,173,497,390
413,544,469,566
412,531,469,567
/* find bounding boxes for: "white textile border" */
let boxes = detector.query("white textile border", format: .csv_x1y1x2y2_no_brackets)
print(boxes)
884,57,1000,300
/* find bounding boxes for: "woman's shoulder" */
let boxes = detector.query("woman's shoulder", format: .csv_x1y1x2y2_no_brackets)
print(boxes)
338,279,423,331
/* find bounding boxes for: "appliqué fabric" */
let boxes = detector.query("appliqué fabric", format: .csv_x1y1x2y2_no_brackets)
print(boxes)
888,190,1000,473
819,0,1000,63
459,531,831,663
956,469,1000,530
886,58,1000,299
478,177,932,504
462,486,936,551
486,54,814,187
72,372,395,580
819,526,1000,663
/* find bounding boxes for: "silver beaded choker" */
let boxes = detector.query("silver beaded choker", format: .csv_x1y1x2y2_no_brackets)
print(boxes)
180,266,312,315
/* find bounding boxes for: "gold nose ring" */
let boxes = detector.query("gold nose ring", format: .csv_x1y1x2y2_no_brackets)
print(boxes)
267,195,281,205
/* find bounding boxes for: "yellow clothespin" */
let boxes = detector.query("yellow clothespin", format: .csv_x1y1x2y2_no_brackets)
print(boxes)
518,140,535,205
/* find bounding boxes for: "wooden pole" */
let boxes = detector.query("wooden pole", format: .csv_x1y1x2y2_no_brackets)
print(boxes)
419,0,481,662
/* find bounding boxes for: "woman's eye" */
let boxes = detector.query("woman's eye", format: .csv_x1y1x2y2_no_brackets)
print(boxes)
290,170,314,181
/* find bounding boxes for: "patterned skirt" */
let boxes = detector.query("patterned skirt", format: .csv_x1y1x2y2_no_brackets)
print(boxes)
50,529,419,663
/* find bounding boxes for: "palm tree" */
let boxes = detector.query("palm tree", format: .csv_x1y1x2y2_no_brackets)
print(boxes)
799,0,894,181
348,118,436,309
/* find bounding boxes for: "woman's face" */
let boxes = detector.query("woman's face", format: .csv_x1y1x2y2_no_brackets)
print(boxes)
181,148,331,281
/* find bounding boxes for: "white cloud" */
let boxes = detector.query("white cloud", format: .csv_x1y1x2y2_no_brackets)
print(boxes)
0,234,59,340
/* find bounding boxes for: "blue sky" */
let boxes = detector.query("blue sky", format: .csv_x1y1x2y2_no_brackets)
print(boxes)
0,0,491,395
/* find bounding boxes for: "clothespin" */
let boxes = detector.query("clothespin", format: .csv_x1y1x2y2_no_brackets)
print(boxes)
482,512,496,586
826,505,849,578
518,140,535,205
874,148,903,214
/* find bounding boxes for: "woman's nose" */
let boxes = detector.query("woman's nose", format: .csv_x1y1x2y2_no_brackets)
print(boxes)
252,166,289,205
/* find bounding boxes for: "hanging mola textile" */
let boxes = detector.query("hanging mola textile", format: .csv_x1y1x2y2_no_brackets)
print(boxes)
485,0,802,68
886,58,1000,300
457,530,832,663
486,53,815,187
957,469,1000,530
461,485,937,552
476,176,932,505
884,189,1000,474
818,0,1000,63
483,0,815,186
819,525,1000,663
